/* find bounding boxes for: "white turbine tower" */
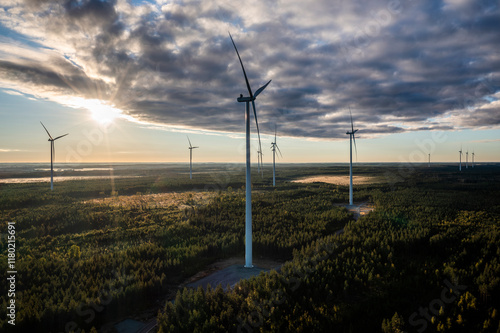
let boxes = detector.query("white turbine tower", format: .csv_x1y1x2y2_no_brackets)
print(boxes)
230,33,271,268
270,125,282,187
40,122,68,190
346,108,358,206
187,136,198,180
472,150,475,168
466,149,469,169
459,146,463,171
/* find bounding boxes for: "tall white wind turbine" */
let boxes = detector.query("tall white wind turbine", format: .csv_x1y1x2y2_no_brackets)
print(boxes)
428,153,431,167
40,122,68,190
459,146,463,171
466,149,469,169
346,108,358,206
270,125,282,187
230,33,271,268
187,136,198,180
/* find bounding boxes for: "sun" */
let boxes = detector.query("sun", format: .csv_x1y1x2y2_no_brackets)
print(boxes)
85,99,123,125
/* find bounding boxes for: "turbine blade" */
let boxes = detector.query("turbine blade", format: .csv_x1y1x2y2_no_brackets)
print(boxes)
40,121,53,140
276,144,283,158
187,135,192,148
251,100,262,159
53,133,68,140
229,32,253,98
254,80,271,98
193,147,199,149
349,106,354,133
353,134,358,162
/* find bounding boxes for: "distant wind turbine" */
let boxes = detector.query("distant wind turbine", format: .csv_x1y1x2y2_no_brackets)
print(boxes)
466,149,469,169
230,32,271,268
270,125,282,187
472,150,475,168
257,148,263,178
187,136,198,180
459,146,463,171
428,153,431,167
346,108,358,206
40,122,68,190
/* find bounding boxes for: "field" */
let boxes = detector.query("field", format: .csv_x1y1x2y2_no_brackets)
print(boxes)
1,163,499,332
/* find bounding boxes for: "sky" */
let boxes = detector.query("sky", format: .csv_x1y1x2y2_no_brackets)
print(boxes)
0,0,499,164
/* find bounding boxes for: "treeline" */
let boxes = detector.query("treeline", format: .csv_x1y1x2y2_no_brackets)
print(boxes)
157,169,500,332
0,182,350,332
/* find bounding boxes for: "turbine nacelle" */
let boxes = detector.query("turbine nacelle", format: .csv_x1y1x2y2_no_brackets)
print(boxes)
237,95,254,102
237,80,271,102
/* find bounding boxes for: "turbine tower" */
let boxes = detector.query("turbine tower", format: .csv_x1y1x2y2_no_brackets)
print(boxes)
428,153,430,167
187,136,198,180
40,122,68,190
230,33,271,268
472,150,475,168
346,108,358,206
459,147,463,171
270,125,282,187
466,150,469,169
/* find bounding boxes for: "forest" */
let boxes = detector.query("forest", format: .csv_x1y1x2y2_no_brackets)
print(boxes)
157,165,500,332
0,163,499,332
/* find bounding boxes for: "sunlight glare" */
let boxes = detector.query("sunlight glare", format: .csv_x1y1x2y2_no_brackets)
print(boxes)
85,99,123,125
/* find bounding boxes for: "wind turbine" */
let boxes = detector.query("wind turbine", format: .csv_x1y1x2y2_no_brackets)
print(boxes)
257,148,264,178
40,122,68,190
466,149,469,169
472,150,475,168
459,146,463,171
346,108,358,206
270,125,282,187
230,32,271,268
428,153,431,167
187,136,198,180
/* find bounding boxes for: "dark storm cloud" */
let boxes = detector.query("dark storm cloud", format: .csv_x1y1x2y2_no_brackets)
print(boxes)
0,0,499,139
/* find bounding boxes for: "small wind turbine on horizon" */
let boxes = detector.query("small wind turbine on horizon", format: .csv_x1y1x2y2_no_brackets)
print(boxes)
187,136,198,180
472,150,475,168
428,153,431,167
346,108,358,206
459,146,463,171
40,121,68,190
466,149,469,169
270,125,282,187
230,32,271,268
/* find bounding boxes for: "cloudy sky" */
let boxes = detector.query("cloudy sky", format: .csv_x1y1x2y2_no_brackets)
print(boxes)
0,0,499,163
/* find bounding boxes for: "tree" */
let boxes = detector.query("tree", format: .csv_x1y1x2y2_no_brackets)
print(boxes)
381,312,405,333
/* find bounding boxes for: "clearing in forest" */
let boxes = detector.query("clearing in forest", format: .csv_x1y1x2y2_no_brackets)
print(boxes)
86,191,216,210
292,175,381,186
